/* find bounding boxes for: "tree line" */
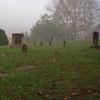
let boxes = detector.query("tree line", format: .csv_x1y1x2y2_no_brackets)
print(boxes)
24,0,100,43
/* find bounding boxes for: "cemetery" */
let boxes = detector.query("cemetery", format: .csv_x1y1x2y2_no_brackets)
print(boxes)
0,36,100,99
0,0,100,99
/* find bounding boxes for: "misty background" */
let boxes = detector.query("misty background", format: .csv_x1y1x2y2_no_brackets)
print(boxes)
0,0,50,36
0,0,100,42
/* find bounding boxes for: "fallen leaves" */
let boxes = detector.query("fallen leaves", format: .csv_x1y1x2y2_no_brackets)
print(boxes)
37,90,43,96
36,83,100,100
63,97,68,100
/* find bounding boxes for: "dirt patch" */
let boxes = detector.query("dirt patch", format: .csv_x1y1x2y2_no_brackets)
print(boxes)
15,66,35,72
0,65,35,78
0,73,8,78
0,69,8,78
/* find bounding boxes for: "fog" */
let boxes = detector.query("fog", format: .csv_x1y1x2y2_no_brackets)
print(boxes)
0,0,50,35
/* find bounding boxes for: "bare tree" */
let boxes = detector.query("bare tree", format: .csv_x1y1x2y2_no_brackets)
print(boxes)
48,0,99,40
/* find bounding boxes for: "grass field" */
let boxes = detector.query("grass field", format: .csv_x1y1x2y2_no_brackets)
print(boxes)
0,41,100,100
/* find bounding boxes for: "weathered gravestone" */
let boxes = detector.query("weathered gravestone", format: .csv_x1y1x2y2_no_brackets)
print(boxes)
63,40,66,47
91,31,100,48
49,41,52,46
21,43,28,53
49,37,53,46
93,31,99,47
12,33,24,47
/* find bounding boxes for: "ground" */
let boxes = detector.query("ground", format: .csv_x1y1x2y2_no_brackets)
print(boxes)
0,41,100,100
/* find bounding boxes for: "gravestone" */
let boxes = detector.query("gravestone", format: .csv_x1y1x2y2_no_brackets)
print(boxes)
91,31,100,48
12,33,24,47
91,23,100,48
63,40,66,47
21,43,28,53
93,31,99,47
49,41,52,46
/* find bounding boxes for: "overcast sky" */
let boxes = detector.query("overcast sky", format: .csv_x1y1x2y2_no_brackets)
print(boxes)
0,0,50,36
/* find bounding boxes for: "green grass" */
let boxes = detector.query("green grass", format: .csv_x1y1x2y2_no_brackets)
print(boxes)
0,41,100,100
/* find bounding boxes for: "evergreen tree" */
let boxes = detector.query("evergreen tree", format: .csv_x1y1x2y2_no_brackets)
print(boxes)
0,29,9,46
